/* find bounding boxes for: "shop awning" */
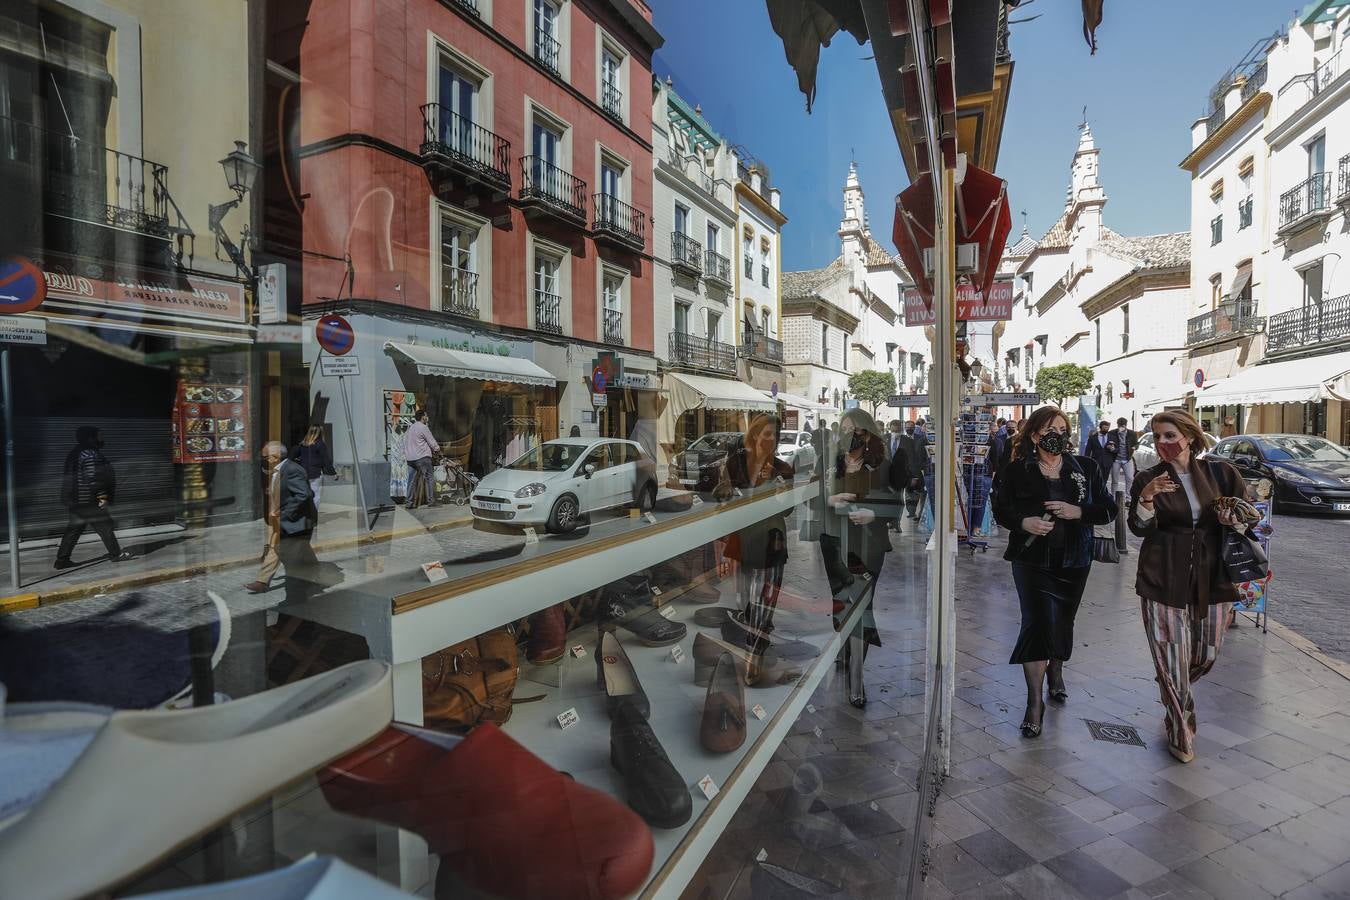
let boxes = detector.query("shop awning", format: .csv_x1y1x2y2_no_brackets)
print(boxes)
666,372,777,421
1199,350,1350,406
893,174,936,303
956,159,1013,298
767,390,833,412
383,341,557,387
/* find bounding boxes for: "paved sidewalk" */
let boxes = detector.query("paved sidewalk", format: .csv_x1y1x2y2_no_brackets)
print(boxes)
681,525,1350,899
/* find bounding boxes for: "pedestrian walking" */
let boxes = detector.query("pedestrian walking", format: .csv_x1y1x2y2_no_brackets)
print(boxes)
886,420,912,532
403,409,441,509
993,405,1116,739
1128,409,1249,763
297,426,336,509
245,442,320,599
1086,420,1114,479
54,426,134,569
1111,417,1139,496
912,418,933,523
901,420,925,519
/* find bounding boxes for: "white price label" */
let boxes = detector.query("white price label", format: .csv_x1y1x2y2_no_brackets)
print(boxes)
643,511,658,525
556,708,580,730
670,645,686,664
813,726,823,738
697,774,720,800
570,644,587,659
755,848,768,863
658,605,676,619
651,585,662,595
751,703,767,720
806,704,816,714
691,494,704,506
522,527,539,545
421,561,448,583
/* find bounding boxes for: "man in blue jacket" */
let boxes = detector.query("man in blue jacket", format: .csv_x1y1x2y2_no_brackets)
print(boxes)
55,426,134,569
246,442,319,596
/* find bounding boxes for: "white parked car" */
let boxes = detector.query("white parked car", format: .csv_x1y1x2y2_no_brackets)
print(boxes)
470,438,657,533
1134,430,1217,470
776,429,817,473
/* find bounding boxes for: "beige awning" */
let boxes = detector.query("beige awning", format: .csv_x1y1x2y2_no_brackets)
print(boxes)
1200,350,1350,406
666,372,777,421
383,341,556,387
768,390,833,412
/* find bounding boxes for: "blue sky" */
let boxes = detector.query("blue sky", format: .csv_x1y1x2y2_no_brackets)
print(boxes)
653,0,1291,271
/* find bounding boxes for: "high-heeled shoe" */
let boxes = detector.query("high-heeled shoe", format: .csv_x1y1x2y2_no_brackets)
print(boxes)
844,638,866,709
1020,701,1045,738
596,630,650,719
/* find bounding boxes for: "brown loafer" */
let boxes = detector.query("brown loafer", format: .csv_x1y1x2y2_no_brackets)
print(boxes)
700,652,747,753
526,604,566,665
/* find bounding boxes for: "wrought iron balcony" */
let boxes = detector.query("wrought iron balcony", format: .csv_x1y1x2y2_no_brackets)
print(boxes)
1278,172,1332,233
668,331,736,374
601,81,622,120
671,232,703,277
1,115,173,239
440,266,480,318
419,104,511,191
534,27,561,75
741,332,784,363
603,307,623,345
703,249,731,287
1339,154,1350,203
1267,294,1350,354
1240,61,1267,102
592,193,645,251
1205,105,1226,138
1210,214,1223,246
1185,299,1262,346
450,0,479,15
534,289,563,335
520,156,586,226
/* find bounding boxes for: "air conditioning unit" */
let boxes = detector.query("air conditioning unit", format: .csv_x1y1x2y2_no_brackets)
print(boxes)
922,243,979,277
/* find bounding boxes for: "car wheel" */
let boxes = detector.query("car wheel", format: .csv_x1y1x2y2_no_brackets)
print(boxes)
547,494,580,534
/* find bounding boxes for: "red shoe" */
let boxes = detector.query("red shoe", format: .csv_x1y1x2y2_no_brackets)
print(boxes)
527,603,567,665
320,724,653,900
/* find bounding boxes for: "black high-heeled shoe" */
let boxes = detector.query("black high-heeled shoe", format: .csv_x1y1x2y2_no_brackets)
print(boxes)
1048,685,1068,704
1020,701,1044,738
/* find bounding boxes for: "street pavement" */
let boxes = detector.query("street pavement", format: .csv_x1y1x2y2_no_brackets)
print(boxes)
1243,511,1350,664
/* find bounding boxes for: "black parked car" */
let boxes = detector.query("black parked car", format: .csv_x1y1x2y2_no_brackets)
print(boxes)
1210,434,1350,514
670,431,740,493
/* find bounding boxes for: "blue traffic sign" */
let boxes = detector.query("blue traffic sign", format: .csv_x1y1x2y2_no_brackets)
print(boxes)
0,258,46,314
316,314,355,356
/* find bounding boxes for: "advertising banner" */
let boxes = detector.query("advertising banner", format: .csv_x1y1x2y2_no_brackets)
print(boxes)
904,279,1015,326
172,383,251,462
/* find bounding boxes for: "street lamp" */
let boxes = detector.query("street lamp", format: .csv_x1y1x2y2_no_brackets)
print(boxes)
209,140,261,278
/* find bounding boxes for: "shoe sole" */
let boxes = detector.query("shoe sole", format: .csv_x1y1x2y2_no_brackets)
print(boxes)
527,651,565,666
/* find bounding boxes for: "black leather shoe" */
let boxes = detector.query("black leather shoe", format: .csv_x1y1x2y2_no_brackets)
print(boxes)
601,596,686,647
609,700,692,829
596,630,650,719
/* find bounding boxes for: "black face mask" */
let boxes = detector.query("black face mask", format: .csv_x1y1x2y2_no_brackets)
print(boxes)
1037,431,1066,455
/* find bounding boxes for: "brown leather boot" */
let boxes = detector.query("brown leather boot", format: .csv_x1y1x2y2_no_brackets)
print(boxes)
526,604,567,665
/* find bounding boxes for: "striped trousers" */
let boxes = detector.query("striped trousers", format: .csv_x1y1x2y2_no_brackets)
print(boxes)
1140,598,1233,756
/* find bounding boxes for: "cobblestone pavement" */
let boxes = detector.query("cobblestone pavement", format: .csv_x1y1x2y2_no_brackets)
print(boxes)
682,523,1350,899
1243,511,1350,663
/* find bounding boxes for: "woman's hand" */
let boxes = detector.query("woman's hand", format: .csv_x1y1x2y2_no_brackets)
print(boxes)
1021,516,1055,536
828,492,857,508
1217,508,1241,528
1139,473,1178,504
1044,501,1082,520
848,507,876,525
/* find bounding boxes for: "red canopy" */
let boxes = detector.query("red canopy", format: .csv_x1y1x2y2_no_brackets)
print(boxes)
893,174,936,304
956,162,1012,297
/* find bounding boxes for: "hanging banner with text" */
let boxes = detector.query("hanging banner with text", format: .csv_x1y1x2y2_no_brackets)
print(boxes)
904,279,1014,326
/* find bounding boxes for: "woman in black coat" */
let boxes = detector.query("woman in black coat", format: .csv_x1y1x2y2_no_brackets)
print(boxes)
993,405,1117,738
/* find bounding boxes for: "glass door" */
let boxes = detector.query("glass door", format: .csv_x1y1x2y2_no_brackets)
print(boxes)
600,162,619,224
438,66,475,156
532,122,559,198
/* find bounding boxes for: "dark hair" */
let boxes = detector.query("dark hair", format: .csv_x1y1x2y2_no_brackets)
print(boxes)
997,418,1006,426
1011,405,1068,461
1116,417,1128,427
415,409,429,421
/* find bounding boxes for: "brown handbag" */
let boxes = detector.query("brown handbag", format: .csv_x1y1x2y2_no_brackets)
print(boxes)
422,625,540,731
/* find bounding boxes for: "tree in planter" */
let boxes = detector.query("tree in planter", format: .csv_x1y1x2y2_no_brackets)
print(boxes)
847,369,897,417
1034,363,1095,410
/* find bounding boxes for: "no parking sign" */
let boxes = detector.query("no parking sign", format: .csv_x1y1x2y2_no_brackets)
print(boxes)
316,314,355,355
0,258,46,314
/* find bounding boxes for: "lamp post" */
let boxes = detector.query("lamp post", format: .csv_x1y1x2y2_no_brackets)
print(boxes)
208,140,261,278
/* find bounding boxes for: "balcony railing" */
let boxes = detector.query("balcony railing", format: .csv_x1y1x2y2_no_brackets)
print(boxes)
520,156,586,224
534,289,563,335
450,0,479,15
1240,61,1267,102
1277,47,1345,120
603,307,623,345
1339,154,1350,202
668,332,736,373
1186,298,1262,346
1210,214,1223,246
703,249,731,286
1278,172,1332,231
533,27,561,75
1267,294,1350,354
671,232,703,276
440,266,480,318
1238,196,1254,230
1,115,172,237
1205,105,1226,138
419,104,511,189
601,81,622,120
741,332,784,363
592,193,645,250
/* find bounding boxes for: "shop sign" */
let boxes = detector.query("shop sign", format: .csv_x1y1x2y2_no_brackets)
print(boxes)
319,356,361,377
592,392,608,407
42,263,246,324
430,336,512,356
889,393,930,407
970,391,1040,405
256,263,287,325
0,315,46,345
0,258,46,314
256,323,304,344
172,382,250,463
590,349,625,385
616,372,656,390
903,280,1014,326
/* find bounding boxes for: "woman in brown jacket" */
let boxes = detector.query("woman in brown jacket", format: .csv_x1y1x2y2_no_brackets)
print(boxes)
1128,410,1248,763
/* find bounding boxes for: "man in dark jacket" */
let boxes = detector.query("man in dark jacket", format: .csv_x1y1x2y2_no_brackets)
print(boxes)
55,426,133,569
245,442,320,597
1086,420,1115,478
886,420,913,531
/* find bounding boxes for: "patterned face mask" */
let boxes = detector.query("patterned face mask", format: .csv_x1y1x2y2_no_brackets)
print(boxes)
1037,431,1066,455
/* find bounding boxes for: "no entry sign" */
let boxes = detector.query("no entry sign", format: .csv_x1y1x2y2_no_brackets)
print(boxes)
316,314,355,355
0,258,46,314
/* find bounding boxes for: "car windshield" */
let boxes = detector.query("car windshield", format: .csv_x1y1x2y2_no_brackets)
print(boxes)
779,431,800,445
507,442,588,471
689,434,736,452
1262,437,1350,462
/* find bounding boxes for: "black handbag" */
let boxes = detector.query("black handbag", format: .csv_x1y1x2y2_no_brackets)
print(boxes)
1220,528,1269,583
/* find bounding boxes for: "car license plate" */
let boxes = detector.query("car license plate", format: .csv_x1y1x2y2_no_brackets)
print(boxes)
1335,503,1350,512
475,498,503,510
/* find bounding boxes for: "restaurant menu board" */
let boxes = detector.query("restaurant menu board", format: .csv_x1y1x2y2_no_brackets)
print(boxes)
172,382,251,462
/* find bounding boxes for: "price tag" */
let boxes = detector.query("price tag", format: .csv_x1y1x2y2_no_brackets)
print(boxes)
806,704,816,714
755,848,768,863
697,774,720,800
421,561,448,583
643,511,658,525
659,605,676,619
734,489,744,498
862,571,872,581
651,585,663,596
751,703,767,720
670,645,685,664
691,494,704,506
556,707,580,730
570,644,587,659
813,726,823,738
522,527,539,545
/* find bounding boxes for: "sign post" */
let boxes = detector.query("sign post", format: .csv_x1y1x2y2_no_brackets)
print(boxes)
316,315,368,531
0,258,44,589
2,349,17,590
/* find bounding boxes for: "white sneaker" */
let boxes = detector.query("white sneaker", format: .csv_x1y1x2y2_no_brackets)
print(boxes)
0,661,391,900
128,855,414,899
